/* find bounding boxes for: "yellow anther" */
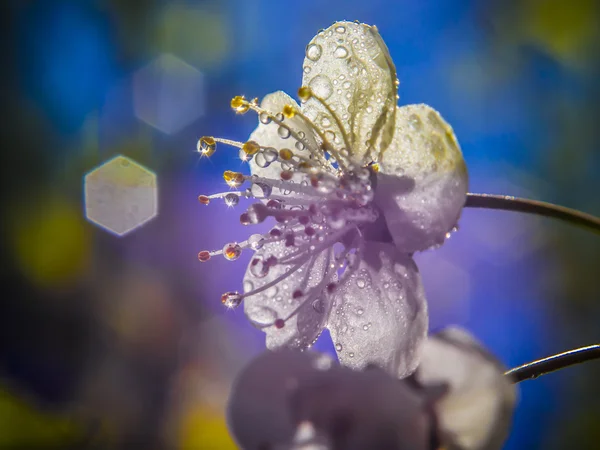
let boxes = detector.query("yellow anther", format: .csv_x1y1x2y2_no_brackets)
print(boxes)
242,140,261,155
298,86,312,102
371,163,380,173
223,170,235,182
282,104,297,118
230,95,250,114
197,136,216,157
279,148,293,160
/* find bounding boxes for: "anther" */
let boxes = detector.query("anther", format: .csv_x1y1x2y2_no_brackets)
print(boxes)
197,251,211,262
231,96,250,114
327,282,337,293
198,195,210,205
274,318,285,329
304,226,315,236
242,140,261,156
240,213,251,225
285,233,295,247
279,148,293,161
270,228,282,237
281,170,293,181
298,86,312,102
292,289,304,299
282,104,297,118
197,137,216,157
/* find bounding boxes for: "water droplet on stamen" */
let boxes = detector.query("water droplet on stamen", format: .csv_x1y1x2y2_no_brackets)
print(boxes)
224,193,240,207
248,234,265,250
259,112,272,124
223,243,242,261
221,291,242,308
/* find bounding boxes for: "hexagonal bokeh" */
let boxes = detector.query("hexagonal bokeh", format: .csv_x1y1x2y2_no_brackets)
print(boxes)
133,53,205,134
84,156,157,236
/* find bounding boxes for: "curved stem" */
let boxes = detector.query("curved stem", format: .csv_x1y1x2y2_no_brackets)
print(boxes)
465,193,600,235
505,345,600,383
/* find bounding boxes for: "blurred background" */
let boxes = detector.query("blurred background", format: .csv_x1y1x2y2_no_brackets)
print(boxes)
1,0,599,448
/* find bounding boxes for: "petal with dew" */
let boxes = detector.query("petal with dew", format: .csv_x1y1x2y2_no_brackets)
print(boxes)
327,242,427,375
416,327,517,450
375,104,468,253
301,21,397,164
248,91,317,199
243,240,336,350
227,349,335,450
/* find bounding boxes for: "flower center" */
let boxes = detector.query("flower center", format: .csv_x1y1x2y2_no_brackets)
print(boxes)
197,89,382,317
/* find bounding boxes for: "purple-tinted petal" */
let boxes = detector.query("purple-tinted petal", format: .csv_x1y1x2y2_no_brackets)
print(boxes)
291,366,432,450
301,21,397,164
416,327,517,450
243,240,336,350
375,104,468,253
327,242,428,375
227,350,334,450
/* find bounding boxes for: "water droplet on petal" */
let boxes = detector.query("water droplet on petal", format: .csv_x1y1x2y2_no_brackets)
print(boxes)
306,43,322,61
356,278,366,289
309,75,333,100
224,193,239,207
312,298,325,313
357,307,364,315
334,46,348,59
335,343,343,352
335,25,346,34
277,126,291,139
243,280,254,292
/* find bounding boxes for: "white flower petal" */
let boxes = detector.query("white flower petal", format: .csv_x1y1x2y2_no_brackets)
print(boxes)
375,104,469,253
248,91,316,194
416,327,517,450
243,240,336,350
301,21,397,164
327,242,428,375
227,350,335,450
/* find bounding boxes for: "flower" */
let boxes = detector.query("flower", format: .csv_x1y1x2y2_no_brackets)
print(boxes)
226,329,516,450
415,327,517,450
227,349,434,450
198,21,468,374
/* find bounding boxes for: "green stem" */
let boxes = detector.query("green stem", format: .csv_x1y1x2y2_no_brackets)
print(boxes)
505,345,600,383
465,193,600,235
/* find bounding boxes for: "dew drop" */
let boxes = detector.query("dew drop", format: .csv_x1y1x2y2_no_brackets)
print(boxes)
309,75,333,100
312,298,325,313
335,25,346,34
250,256,269,278
221,291,243,308
223,243,242,261
357,307,364,315
356,278,366,289
243,280,254,293
335,343,343,351
248,234,265,250
349,352,354,358
259,112,272,124
277,126,291,139
265,285,279,298
263,147,279,162
334,46,348,59
342,81,352,89
321,117,332,128
408,113,423,132
306,43,322,61
224,193,239,207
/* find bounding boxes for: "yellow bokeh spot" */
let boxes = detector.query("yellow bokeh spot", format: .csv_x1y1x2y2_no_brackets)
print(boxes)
0,388,82,447
178,406,236,450
10,196,90,289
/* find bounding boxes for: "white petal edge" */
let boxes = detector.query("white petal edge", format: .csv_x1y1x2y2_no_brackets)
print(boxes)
416,327,517,450
375,104,468,253
327,241,428,375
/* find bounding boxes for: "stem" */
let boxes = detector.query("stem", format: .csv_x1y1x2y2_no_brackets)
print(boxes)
505,345,600,383
465,193,600,235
